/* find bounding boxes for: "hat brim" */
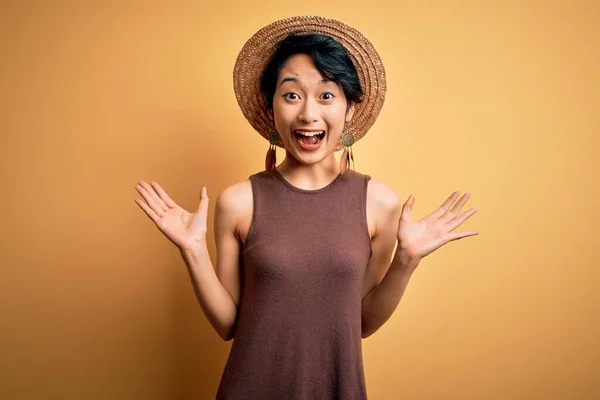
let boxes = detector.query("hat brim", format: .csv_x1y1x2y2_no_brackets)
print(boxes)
233,15,387,151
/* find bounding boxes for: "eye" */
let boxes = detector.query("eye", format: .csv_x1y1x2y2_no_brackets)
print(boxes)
284,93,300,100
320,92,335,100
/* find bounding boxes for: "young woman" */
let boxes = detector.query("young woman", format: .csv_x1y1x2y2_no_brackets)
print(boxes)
134,16,478,399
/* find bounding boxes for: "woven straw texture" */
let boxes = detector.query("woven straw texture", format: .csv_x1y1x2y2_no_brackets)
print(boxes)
233,16,386,151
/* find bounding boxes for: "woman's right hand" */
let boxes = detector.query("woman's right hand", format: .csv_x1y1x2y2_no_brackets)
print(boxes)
135,180,209,253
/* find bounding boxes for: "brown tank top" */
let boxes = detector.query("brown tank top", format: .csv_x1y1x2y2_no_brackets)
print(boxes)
216,167,372,400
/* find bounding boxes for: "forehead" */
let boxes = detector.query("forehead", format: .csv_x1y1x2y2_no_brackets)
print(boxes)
277,54,327,84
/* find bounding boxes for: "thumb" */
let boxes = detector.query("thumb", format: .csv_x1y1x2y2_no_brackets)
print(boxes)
401,194,414,220
198,186,209,213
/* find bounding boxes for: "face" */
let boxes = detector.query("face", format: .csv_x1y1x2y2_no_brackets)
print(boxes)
270,53,354,165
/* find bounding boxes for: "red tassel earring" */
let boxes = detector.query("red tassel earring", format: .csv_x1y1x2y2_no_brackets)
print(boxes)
265,130,278,172
339,129,355,175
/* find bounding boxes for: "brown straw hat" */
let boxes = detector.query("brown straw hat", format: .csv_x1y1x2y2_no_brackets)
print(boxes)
233,15,387,151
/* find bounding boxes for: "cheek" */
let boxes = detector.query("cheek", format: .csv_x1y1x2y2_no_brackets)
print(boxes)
323,106,348,128
272,105,294,137
272,99,295,122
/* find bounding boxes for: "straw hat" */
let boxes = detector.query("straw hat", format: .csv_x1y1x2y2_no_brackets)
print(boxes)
233,15,387,151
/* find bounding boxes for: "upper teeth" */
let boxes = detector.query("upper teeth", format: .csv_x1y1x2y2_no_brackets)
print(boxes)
295,130,324,137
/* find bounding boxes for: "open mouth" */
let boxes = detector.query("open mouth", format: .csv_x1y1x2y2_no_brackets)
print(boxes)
293,130,326,145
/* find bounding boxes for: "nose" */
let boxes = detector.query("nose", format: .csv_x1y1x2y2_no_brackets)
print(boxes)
297,97,320,123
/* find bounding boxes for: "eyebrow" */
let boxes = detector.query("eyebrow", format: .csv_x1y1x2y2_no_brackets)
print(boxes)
278,77,333,87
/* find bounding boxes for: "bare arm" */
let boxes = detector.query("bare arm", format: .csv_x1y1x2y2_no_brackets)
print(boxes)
134,180,244,341
360,180,416,338
361,189,477,338
181,182,248,341
361,249,419,338
180,242,238,342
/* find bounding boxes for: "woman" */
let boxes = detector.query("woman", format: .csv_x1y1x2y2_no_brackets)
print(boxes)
135,16,478,399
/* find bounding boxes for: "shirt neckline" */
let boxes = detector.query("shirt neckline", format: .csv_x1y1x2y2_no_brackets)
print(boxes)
273,167,345,194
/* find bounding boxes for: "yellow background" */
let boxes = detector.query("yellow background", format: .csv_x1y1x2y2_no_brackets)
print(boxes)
1,1,598,399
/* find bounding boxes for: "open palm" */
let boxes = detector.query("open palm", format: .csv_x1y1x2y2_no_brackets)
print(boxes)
397,191,478,261
135,180,209,252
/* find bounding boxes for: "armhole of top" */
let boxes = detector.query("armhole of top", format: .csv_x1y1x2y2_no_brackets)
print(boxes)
363,174,373,258
243,175,258,250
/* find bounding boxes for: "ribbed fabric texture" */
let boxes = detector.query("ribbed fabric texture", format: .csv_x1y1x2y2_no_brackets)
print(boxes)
216,168,372,400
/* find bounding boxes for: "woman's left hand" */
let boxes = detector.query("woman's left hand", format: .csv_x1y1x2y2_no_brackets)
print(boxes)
397,192,478,262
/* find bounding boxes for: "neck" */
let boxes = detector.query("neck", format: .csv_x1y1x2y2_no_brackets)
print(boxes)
276,151,341,189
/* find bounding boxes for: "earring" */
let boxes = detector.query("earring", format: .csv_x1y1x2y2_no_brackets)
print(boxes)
265,129,278,172
339,129,355,175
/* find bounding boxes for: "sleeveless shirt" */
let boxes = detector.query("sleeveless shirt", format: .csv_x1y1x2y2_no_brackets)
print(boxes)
215,168,373,400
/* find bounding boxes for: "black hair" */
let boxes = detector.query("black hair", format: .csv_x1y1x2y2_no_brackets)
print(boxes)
259,33,364,119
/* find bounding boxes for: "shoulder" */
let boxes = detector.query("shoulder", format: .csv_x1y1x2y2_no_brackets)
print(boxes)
216,178,253,210
216,170,276,218
215,179,253,228
348,169,399,206
365,176,402,236
366,176,401,212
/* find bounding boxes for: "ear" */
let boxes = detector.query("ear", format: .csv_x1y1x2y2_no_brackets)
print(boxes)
266,107,274,122
345,102,356,123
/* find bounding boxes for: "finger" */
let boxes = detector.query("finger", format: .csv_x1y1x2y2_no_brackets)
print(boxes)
431,191,460,219
139,181,168,212
446,208,477,231
136,183,165,217
446,230,479,242
198,186,209,216
400,194,414,220
135,198,160,223
442,193,472,222
150,181,178,208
